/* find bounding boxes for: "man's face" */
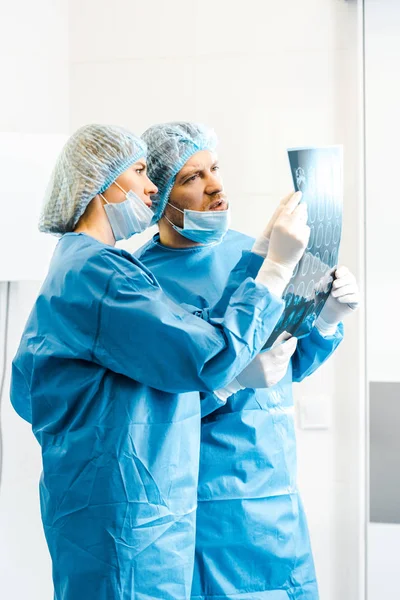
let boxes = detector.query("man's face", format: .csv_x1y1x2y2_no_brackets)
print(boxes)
165,150,228,227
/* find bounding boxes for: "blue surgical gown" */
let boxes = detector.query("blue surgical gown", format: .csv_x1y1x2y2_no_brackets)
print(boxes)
136,229,344,600
10,232,285,600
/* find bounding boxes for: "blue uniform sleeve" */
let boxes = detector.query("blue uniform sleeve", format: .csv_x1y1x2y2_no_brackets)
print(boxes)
87,251,285,394
204,249,344,385
291,323,344,383
180,250,273,413
9,362,32,423
190,251,265,321
199,391,226,418
179,251,262,322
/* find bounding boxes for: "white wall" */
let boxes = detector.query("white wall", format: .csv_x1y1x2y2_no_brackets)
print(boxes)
365,0,400,383
68,1,365,599
0,2,69,599
365,1,400,598
368,523,400,600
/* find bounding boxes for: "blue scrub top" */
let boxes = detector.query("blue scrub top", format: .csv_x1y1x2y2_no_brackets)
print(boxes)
136,229,344,600
10,232,285,600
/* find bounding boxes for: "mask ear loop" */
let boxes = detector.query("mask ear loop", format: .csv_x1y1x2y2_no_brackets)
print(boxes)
164,214,179,229
113,181,128,195
165,202,185,230
167,202,184,215
100,181,128,205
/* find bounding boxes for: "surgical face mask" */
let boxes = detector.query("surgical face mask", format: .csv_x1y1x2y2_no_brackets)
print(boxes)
101,182,153,241
165,202,230,245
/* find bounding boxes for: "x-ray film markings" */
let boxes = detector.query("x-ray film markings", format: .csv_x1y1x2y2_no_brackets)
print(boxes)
316,224,324,248
325,221,333,246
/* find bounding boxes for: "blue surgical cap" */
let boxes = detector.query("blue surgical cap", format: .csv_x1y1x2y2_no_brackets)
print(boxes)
39,124,147,235
142,122,218,224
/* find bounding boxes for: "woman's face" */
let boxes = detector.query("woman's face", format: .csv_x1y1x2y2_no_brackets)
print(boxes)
102,159,158,207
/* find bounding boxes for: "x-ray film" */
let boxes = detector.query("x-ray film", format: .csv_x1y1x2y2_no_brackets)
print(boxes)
263,146,343,350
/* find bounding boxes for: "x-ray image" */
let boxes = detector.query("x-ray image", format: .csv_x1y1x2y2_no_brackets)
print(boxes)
263,146,343,350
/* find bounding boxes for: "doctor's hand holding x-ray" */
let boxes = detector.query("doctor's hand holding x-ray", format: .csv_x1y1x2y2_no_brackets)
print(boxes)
216,192,360,397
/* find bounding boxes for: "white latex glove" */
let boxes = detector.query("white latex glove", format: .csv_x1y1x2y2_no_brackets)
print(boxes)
214,334,297,400
213,333,298,400
213,378,245,402
315,266,360,336
238,336,297,388
256,192,310,297
252,191,295,257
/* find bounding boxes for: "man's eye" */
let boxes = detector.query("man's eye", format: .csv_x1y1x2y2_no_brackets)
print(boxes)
185,174,198,184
